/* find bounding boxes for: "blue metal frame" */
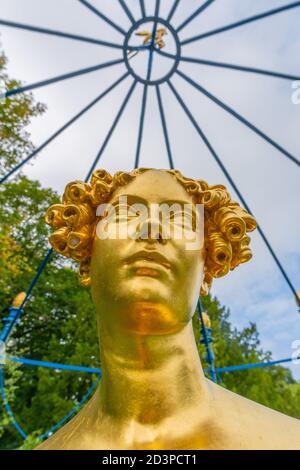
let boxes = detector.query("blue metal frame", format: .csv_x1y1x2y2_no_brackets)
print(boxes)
177,70,300,168
0,72,130,184
197,300,217,383
123,16,181,86
1,0,299,442
181,1,300,45
1,59,124,100
139,0,146,19
176,0,216,33
78,0,126,35
0,18,125,49
118,0,135,24
155,85,175,169
156,48,300,82
85,78,137,181
167,0,181,23
167,79,300,303
3,353,299,377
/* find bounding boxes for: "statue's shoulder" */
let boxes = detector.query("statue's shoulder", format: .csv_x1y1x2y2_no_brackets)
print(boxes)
207,380,300,450
35,406,90,450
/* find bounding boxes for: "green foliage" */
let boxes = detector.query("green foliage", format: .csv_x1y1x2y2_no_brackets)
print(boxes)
0,45,299,451
193,297,300,419
0,175,298,449
0,176,99,449
0,51,46,177
18,432,43,451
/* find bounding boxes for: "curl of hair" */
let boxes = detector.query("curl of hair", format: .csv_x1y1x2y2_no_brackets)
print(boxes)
46,169,257,295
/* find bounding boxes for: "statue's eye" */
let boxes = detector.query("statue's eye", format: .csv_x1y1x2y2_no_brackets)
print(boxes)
114,204,141,221
170,210,197,231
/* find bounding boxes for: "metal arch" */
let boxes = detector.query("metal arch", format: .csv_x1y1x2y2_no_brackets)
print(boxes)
1,0,300,442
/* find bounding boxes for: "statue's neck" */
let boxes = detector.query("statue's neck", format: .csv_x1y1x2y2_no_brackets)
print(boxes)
96,319,210,425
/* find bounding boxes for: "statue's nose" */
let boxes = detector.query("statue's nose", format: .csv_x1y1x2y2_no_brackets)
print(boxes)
136,217,167,244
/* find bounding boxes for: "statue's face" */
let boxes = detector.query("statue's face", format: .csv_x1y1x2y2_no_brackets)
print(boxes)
90,170,205,335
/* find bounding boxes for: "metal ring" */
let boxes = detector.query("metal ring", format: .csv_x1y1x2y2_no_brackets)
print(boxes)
123,16,181,86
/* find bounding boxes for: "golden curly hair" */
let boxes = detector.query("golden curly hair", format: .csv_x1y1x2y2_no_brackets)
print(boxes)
45,168,257,295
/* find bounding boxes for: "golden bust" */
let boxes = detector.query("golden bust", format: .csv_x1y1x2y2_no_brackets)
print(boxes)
39,168,300,450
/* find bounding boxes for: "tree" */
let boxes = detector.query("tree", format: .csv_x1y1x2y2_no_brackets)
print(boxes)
0,45,299,451
193,297,300,419
0,50,46,177
0,48,98,449
0,177,99,449
1,179,300,449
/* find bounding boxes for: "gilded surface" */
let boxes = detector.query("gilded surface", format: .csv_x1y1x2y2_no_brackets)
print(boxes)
39,169,300,450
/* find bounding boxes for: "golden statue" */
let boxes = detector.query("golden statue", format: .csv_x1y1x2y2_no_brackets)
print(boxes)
39,168,300,450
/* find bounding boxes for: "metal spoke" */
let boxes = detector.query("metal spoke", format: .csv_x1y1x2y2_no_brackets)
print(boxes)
1,80,137,341
181,1,300,45
167,0,181,23
0,368,28,439
176,70,300,167
0,18,124,49
177,0,216,33
155,85,174,169
167,79,299,303
85,80,137,181
134,0,160,168
39,377,101,441
156,48,300,81
6,356,100,374
197,299,217,382
1,72,129,184
1,58,124,99
178,55,300,82
216,355,300,373
146,0,160,81
78,0,126,35
0,247,53,347
139,0,146,18
134,84,149,168
118,0,135,24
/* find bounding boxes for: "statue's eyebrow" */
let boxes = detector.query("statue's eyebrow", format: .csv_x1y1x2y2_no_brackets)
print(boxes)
110,194,148,206
162,199,195,207
109,196,195,208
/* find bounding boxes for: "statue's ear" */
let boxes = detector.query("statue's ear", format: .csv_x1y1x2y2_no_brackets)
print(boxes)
200,282,209,297
200,267,212,297
200,248,210,296
81,276,91,288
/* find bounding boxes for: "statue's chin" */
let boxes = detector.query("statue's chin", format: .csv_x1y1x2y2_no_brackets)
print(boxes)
92,276,190,335
119,301,185,336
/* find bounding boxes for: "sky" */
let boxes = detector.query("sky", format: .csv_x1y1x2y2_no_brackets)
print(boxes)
0,0,300,378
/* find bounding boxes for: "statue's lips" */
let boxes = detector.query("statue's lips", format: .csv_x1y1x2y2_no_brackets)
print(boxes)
124,251,171,270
